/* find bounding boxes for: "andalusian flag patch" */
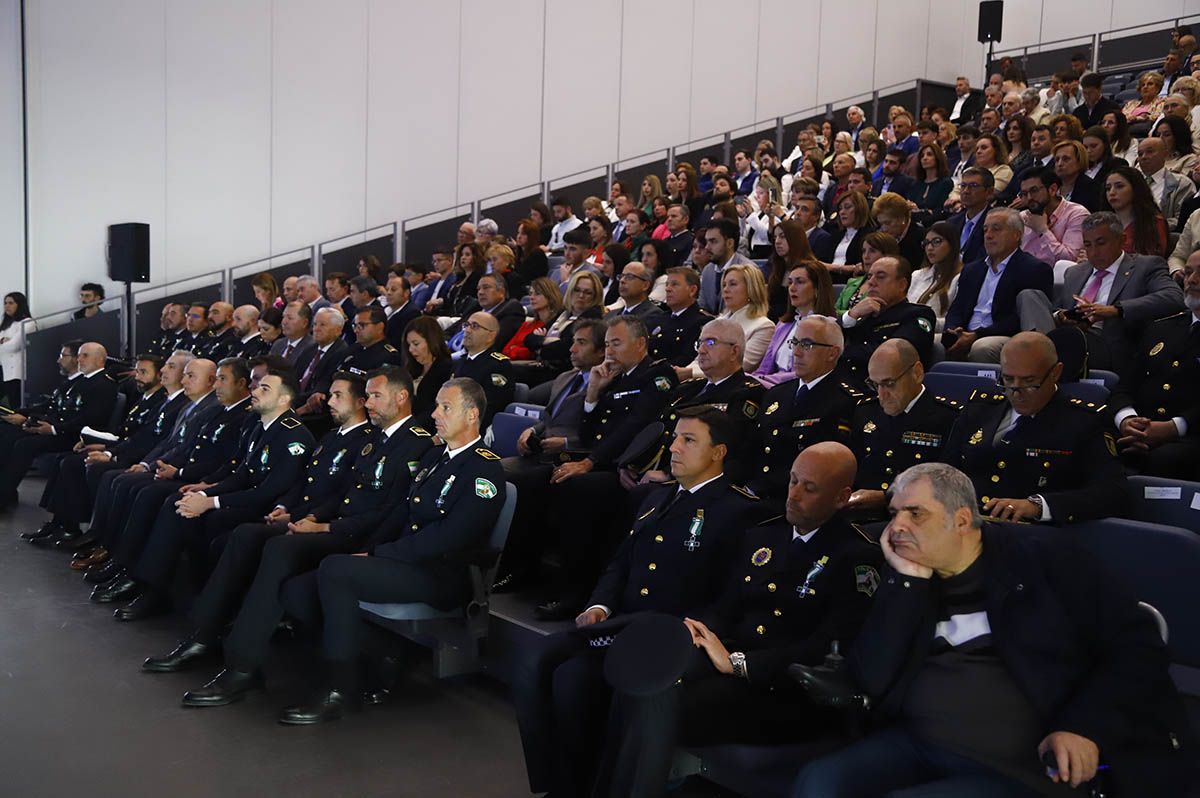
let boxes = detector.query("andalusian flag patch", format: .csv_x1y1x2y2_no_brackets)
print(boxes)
475,478,498,499
287,442,307,456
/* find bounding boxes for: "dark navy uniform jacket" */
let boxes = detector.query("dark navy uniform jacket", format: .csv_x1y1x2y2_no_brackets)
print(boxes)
334,418,435,546
277,421,374,520
850,389,961,492
205,410,316,511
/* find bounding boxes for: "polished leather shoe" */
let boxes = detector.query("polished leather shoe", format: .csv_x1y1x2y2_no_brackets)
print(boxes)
29,527,67,548
55,528,95,550
534,598,581,622
91,576,139,604
70,547,109,571
182,669,263,707
21,521,62,541
115,592,170,621
278,689,357,725
85,560,124,585
143,640,213,673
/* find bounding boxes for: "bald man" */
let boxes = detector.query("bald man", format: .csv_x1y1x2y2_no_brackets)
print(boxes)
453,310,515,428
942,331,1126,524
201,302,238,360
229,305,268,360
597,442,883,798
0,341,119,508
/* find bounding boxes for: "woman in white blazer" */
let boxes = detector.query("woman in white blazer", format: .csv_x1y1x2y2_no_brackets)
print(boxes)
0,292,33,405
684,263,775,378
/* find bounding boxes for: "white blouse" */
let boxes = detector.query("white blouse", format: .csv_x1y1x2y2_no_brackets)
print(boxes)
832,227,857,265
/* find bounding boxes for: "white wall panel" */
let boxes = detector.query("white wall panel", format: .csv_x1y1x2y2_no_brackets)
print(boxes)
270,0,368,254
616,0,691,159
365,0,461,222
816,0,876,104
24,0,166,314
1039,0,1104,44
756,0,819,119
0,0,24,296
1110,0,1181,30
689,0,757,138
875,2,930,89
457,0,543,201
542,0,621,178
164,0,271,281
991,0,1044,56
925,0,969,83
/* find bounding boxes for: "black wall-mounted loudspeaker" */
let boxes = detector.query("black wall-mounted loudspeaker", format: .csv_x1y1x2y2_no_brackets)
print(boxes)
107,222,150,282
978,1,1003,43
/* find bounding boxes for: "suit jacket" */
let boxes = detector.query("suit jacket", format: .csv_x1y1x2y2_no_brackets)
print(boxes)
408,283,432,312
270,335,317,365
308,296,332,315
295,338,352,398
140,392,220,466
648,303,711,367
110,389,189,466
1110,310,1200,433
205,411,316,511
384,302,423,350
1073,96,1121,129
949,92,984,124
1155,170,1196,229
412,357,453,422
945,249,1053,338
807,226,835,262
1062,173,1101,212
603,299,664,322
699,254,755,314
947,205,991,265
840,300,937,379
533,368,589,447
871,173,916,199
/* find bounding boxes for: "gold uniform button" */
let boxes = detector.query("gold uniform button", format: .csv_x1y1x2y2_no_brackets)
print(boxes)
1043,461,1050,468
885,450,893,457
767,582,776,592
762,466,770,473
639,588,649,596
881,482,889,490
744,575,752,583
412,524,418,530
755,625,765,635
654,535,664,542
997,461,1006,469
303,495,310,501
344,498,351,504
981,495,990,503
595,434,602,441
356,483,362,489
764,446,771,454
307,476,314,482
773,609,782,617
414,497,421,503
1157,407,1167,415
648,563,657,570
772,429,779,437
991,475,1000,483
913,453,921,460
1163,383,1171,391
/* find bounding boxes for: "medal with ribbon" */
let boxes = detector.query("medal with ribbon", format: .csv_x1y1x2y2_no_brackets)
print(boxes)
371,456,386,489
684,509,704,551
797,555,829,598
436,474,456,509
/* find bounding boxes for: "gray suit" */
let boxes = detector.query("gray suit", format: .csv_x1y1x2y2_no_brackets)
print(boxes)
1019,253,1185,371
1155,170,1196,229
269,334,317,365
699,253,755,314
534,369,589,449
308,296,332,314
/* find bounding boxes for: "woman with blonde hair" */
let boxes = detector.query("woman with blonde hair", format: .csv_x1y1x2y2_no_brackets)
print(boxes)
1122,72,1166,122
684,263,775,377
639,175,664,216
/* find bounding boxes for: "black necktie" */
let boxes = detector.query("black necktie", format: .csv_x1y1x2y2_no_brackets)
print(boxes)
794,383,810,409
696,382,714,399
1001,414,1032,445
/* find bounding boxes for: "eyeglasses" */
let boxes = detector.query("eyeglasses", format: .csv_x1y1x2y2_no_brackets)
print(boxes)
995,364,1056,395
959,182,985,191
865,360,917,392
788,337,837,351
1015,188,1045,198
922,237,946,248
694,337,738,351
464,321,497,332
618,273,650,282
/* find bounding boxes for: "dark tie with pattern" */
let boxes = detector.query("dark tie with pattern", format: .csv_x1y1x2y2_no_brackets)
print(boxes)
300,348,324,392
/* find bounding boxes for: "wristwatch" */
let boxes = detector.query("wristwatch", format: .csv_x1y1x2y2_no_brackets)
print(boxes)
1026,494,1045,517
729,651,747,679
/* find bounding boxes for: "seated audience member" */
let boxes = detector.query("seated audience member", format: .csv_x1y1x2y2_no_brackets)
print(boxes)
324,271,356,319
793,462,1191,798
636,239,672,303
662,204,695,268
946,167,996,266
621,209,652,255
822,153,857,220
294,307,352,416
1050,113,1084,144
451,312,514,429
547,195,583,255
257,306,283,349
871,192,925,269
226,305,267,360
1154,110,1199,176
826,190,873,280
514,408,761,797
1072,72,1121,129
1054,139,1101,211
420,247,458,316
1027,122,1056,169
1125,72,1167,123
513,218,549,285
348,275,382,314
269,301,315,364
0,291,32,404
949,75,983,124
743,176,782,258
683,263,774,378
698,218,754,315
338,306,402,376
147,302,187,357
1102,163,1171,256
840,256,936,380
1016,167,1089,265
296,275,330,314
555,227,600,295
199,301,238,361
1022,212,1184,376
906,143,954,213
847,340,959,516
603,262,661,322
402,315,453,423
1110,250,1200,476
755,262,836,389
791,182,835,262
1081,126,1117,186
1022,88,1049,126
442,243,484,318
0,341,117,509
503,277,562,361
584,214,613,265
496,319,607,591
474,217,498,247
900,122,939,179
732,148,759,195
872,148,916,199
598,442,883,798
764,218,819,320
749,316,864,503
891,111,919,156
1102,109,1138,166
977,106,1001,137
251,272,282,312
949,124,979,182
382,270,421,350
1139,136,1196,229
943,332,1126,523
357,254,386,283
649,267,710,368
909,222,963,328
73,282,105,319
836,231,901,313
516,270,605,385
448,273,525,354
943,208,1053,363
596,244,629,308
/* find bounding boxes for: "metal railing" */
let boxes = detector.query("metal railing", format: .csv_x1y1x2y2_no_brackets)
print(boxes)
317,224,396,275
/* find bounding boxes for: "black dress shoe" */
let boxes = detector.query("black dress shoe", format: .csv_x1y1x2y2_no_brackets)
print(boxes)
29,527,67,548
21,521,61,541
182,669,263,708
115,591,170,621
143,640,213,673
534,598,581,622
278,689,357,725
91,576,139,604
85,560,124,585
55,528,94,550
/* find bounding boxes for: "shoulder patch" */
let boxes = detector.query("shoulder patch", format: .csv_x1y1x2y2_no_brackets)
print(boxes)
408,425,432,437
730,484,760,501
654,376,672,392
968,389,1006,404
490,351,510,361
280,416,302,429
742,400,759,419
474,447,500,460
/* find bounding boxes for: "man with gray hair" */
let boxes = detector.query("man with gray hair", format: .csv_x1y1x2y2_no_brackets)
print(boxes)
1019,212,1183,373
474,218,499,246
296,274,331,314
1020,87,1049,125
793,461,1191,798
943,207,1053,363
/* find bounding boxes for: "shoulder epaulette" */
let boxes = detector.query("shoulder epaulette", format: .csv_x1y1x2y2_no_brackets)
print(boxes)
408,425,431,437
474,446,500,460
384,344,398,353
850,523,878,545
756,514,784,526
932,394,962,409
1067,397,1106,413
730,484,760,501
680,377,705,387
968,389,1006,404
490,351,509,361
1151,310,1189,323
280,416,302,429
840,382,865,399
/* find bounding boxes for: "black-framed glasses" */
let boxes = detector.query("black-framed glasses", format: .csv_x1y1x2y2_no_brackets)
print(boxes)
996,364,1056,395
694,337,738,351
788,337,836,351
464,321,496,333
959,182,985,191
865,360,917,392
922,236,946,248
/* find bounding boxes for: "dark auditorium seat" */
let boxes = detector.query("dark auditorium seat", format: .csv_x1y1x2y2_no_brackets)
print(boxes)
490,413,539,457
1126,475,1200,531
922,371,997,404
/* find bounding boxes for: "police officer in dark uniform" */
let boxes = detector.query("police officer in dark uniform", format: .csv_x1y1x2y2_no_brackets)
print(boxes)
31,353,169,549
838,256,936,382
199,302,238,361
943,332,1127,525
113,367,317,620
513,407,756,797
0,341,118,509
158,367,433,705
847,340,960,519
270,376,503,725
0,339,82,446
90,358,254,604
1110,261,1200,476
648,267,711,367
454,310,516,429
750,317,865,504
339,305,402,377
596,442,883,798
175,302,214,354
226,305,270,361
147,303,187,357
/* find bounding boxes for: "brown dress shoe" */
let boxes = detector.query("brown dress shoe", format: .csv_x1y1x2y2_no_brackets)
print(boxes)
70,547,109,571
